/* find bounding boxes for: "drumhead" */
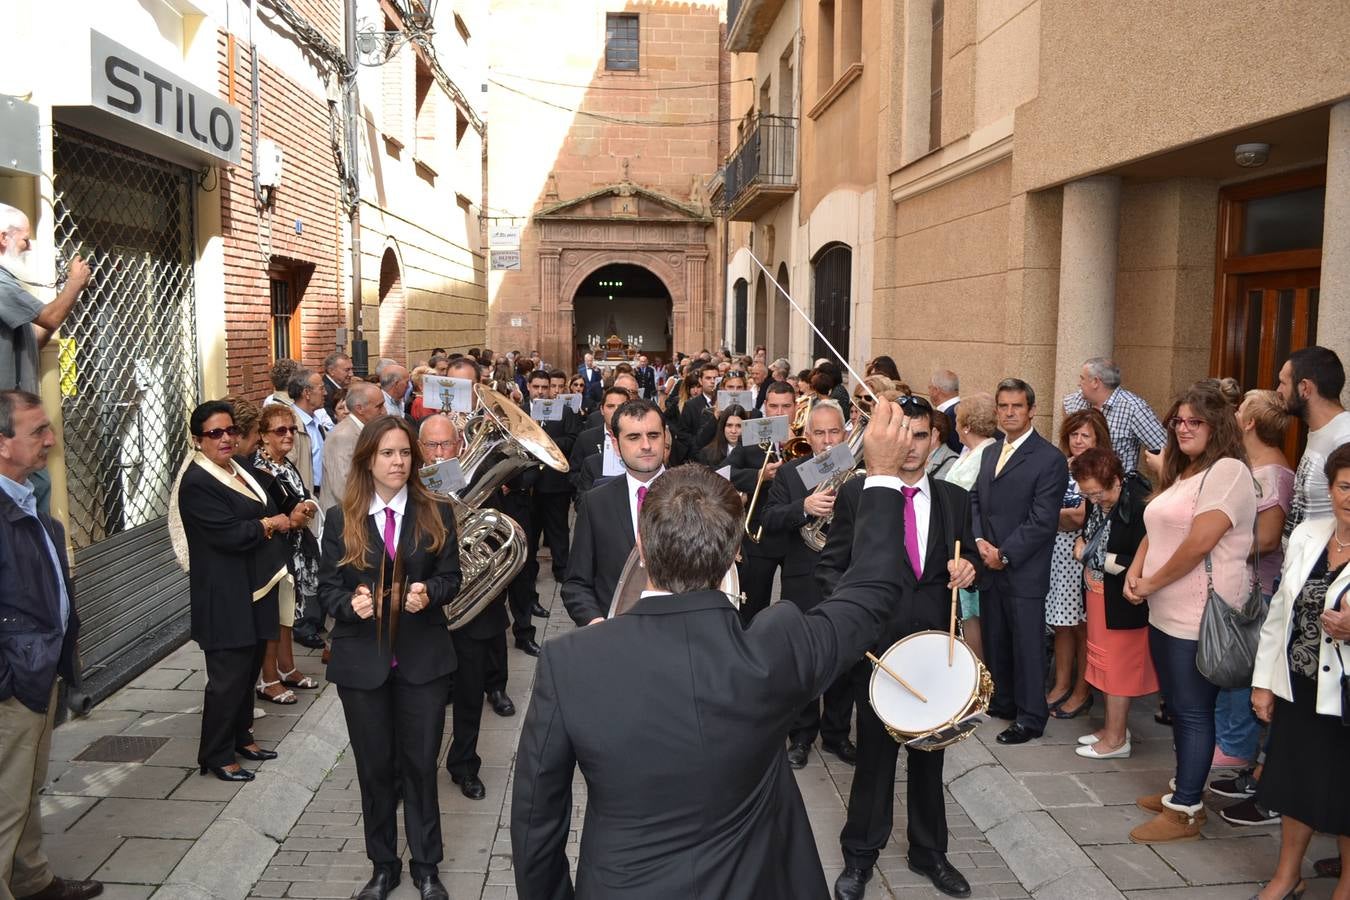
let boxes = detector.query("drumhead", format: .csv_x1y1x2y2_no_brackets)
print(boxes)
869,631,979,735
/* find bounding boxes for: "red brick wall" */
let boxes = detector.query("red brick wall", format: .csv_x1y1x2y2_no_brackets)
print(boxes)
217,27,344,401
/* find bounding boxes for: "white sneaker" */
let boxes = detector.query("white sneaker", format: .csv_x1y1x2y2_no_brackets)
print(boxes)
1078,729,1129,745
1076,740,1132,759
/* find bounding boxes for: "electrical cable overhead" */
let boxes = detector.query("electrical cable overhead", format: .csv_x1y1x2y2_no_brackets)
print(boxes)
487,78,734,128
490,70,753,92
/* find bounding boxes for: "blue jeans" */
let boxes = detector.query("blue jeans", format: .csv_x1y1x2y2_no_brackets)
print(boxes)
1148,626,1219,807
1212,593,1272,762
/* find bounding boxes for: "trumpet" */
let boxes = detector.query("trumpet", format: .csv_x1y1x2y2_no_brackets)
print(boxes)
742,440,781,543
799,417,868,552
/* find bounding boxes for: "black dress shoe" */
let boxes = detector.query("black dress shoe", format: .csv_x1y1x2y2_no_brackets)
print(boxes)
354,870,399,900
487,690,516,717
786,742,810,769
515,638,541,657
199,764,255,782
18,877,104,900
833,865,871,900
235,745,278,761
451,772,486,800
530,602,550,618
413,874,448,900
995,723,1043,745
908,857,971,898
292,631,326,650
821,739,858,765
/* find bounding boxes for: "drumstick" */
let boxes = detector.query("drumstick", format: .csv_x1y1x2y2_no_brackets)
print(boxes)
865,652,928,703
949,539,961,666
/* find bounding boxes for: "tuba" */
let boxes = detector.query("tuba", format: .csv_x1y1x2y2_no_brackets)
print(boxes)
435,385,569,630
799,416,867,552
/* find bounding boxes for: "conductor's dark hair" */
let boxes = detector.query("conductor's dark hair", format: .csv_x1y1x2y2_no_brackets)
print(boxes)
640,465,741,593
610,398,663,438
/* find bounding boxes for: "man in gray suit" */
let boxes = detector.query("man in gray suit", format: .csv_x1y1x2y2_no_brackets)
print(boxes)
319,382,384,511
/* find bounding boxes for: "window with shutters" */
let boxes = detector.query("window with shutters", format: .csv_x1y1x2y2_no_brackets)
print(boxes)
605,14,639,71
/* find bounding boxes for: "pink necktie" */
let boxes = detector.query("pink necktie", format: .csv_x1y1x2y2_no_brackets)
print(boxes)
636,485,648,511
902,486,923,578
383,508,396,559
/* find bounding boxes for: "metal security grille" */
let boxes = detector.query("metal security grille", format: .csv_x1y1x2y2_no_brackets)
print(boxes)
52,126,198,700
271,277,293,360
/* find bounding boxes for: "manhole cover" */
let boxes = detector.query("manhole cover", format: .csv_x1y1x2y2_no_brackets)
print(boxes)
74,735,169,763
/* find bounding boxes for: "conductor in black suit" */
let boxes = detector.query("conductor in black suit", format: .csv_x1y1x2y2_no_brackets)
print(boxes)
969,378,1069,744
318,416,463,900
818,397,982,900
513,401,974,899
561,399,667,626
759,398,856,769
726,381,798,623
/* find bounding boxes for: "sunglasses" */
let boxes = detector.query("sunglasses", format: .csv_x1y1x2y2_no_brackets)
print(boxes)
266,425,299,437
199,426,242,440
897,395,932,412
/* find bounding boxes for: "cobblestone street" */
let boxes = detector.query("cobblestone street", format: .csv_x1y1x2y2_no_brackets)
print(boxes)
40,571,1342,900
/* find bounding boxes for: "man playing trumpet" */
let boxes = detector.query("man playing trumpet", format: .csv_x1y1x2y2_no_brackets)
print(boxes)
512,400,976,899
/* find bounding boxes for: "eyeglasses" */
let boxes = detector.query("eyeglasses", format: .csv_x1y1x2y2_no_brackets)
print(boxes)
1167,416,1208,432
1081,488,1109,502
199,426,242,440
266,425,299,437
421,440,457,451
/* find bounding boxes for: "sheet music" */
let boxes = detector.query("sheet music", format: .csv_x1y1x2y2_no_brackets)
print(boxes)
423,376,474,413
740,415,790,446
796,442,856,492
531,398,564,421
419,457,467,495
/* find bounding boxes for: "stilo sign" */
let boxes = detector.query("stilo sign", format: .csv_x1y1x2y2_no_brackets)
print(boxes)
90,31,241,167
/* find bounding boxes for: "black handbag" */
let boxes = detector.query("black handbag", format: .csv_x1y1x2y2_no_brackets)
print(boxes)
1334,586,1350,728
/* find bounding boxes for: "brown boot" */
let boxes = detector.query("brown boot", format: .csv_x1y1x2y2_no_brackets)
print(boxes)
1135,778,1178,813
1130,794,1204,844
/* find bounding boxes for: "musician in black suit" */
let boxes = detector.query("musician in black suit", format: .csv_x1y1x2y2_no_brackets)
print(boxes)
818,397,983,900
760,398,855,768
568,386,629,497
969,378,1069,744
727,381,798,623
634,354,658,400
561,399,667,626
178,401,292,782
318,416,462,900
526,370,580,583
513,402,971,898
577,353,604,405
674,362,720,442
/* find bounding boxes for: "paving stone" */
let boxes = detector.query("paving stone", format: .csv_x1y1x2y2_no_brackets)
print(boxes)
48,711,144,763
246,883,287,898
143,738,204,769
67,798,225,840
1049,804,1153,845
156,645,207,670
167,774,246,802
99,689,204,715
1073,771,1177,807
40,831,123,880
46,762,189,800
1033,867,1124,899
98,886,155,900
40,793,98,833
226,770,325,842
129,670,191,691
1085,844,1185,891
1020,774,1097,808
122,714,208,739
1151,834,1281,886
1121,886,1264,899
95,837,194,884
165,816,278,900
941,735,999,784
949,765,1041,831
150,883,214,900
987,811,1093,892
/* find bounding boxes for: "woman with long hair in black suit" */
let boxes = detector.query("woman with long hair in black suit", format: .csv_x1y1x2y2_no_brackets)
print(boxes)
318,416,461,900
178,400,291,781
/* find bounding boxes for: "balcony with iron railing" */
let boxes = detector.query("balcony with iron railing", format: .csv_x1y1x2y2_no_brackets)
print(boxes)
725,0,787,52
723,114,797,221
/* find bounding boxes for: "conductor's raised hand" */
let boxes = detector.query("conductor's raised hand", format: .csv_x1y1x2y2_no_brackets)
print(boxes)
350,584,374,619
862,398,913,478
404,581,430,613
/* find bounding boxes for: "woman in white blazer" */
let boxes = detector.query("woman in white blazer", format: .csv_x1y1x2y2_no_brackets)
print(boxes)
1248,443,1350,900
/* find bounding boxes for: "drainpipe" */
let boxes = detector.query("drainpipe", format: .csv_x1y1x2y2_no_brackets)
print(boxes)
344,0,367,375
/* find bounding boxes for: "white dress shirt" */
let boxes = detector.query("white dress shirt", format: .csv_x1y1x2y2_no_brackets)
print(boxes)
383,391,403,419
293,404,324,486
625,467,665,539
368,485,409,549
864,473,931,562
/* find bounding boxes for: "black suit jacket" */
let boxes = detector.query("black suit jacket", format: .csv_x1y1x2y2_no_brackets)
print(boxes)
726,443,786,560
512,486,906,900
676,394,713,442
179,462,289,651
561,475,635,625
634,365,657,401
318,499,463,689
939,401,962,453
579,366,604,404
536,407,581,494
323,374,344,418
818,476,981,651
1093,472,1150,630
568,426,605,496
969,430,1069,597
758,456,819,586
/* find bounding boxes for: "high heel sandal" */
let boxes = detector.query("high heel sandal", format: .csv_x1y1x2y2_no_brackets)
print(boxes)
255,678,297,704
1249,880,1305,900
278,667,318,689
200,764,255,782
1046,689,1071,710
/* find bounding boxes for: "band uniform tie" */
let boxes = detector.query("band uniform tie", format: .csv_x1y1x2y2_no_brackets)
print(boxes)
636,485,648,511
901,486,923,579
994,440,1016,476
383,507,396,559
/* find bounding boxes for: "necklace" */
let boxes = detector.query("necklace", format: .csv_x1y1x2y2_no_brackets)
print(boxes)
1334,529,1350,553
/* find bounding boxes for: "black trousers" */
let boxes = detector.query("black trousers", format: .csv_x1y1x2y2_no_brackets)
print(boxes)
502,494,538,644
737,553,783,626
446,628,507,778
982,586,1049,732
782,573,852,746
840,660,947,871
529,490,571,580
199,641,265,768
337,670,452,879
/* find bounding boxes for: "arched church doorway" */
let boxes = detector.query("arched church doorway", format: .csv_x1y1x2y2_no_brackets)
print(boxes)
572,263,673,362
378,248,406,364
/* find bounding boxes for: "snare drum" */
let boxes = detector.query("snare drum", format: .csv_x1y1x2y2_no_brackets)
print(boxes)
608,547,741,617
868,631,993,751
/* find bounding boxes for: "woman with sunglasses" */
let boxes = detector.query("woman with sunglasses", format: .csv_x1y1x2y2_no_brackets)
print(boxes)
178,401,292,781
250,404,322,704
1123,381,1257,843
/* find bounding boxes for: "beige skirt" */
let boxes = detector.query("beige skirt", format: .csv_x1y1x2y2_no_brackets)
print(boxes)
277,575,297,628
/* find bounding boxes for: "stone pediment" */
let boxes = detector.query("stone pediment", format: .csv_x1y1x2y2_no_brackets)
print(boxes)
535,183,711,224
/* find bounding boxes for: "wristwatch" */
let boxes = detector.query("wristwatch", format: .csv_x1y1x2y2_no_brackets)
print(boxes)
999,552,1010,567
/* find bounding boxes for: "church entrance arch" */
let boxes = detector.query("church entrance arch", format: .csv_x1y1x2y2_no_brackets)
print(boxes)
572,264,673,360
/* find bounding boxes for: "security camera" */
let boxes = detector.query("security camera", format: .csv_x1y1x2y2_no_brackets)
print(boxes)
1234,143,1270,168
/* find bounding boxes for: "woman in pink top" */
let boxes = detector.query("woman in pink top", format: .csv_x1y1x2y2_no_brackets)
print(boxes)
1123,382,1257,844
